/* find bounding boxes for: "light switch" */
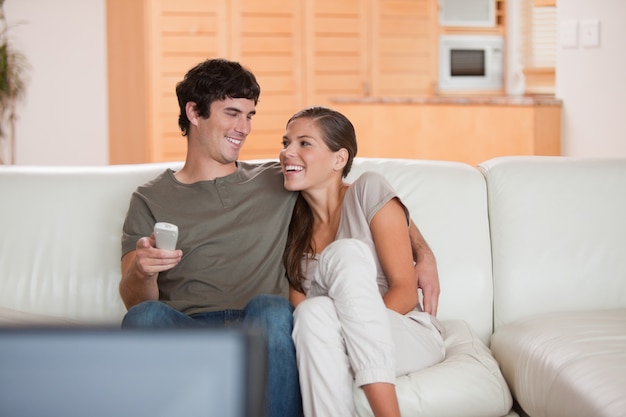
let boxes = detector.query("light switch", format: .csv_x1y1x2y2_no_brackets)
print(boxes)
581,19,601,48
559,20,579,48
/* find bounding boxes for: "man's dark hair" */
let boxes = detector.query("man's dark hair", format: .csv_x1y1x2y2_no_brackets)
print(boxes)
175,58,261,136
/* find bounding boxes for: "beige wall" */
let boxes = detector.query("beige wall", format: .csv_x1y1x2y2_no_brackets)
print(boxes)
5,0,108,165
557,0,626,158
4,0,626,165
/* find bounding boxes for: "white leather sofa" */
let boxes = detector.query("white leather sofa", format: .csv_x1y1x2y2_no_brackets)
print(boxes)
1,156,624,417
482,157,626,417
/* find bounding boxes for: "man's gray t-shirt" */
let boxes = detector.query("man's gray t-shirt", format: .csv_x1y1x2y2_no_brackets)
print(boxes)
122,161,297,315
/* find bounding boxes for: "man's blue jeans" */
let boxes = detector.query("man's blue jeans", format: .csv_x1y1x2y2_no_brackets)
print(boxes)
122,295,303,417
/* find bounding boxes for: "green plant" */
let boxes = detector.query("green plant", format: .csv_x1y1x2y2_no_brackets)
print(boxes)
0,0,28,164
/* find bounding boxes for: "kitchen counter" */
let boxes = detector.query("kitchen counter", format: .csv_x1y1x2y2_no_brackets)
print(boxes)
331,96,561,165
333,95,562,107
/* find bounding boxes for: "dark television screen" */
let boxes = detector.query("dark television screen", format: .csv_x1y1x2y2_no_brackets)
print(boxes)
0,327,266,417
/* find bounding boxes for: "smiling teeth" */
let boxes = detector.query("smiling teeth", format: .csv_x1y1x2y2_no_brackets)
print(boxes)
285,165,303,172
227,137,242,145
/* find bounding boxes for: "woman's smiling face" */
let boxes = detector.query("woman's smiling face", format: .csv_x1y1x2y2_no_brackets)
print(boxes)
279,117,341,192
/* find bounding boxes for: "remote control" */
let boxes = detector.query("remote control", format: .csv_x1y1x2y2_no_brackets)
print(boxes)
154,222,178,250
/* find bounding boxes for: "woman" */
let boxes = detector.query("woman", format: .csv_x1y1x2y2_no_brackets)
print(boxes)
280,106,445,417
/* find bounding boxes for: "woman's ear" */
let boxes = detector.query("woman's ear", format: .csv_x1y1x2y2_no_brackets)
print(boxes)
186,102,199,126
334,148,349,172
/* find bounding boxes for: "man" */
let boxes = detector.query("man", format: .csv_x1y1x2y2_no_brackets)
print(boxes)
119,58,440,417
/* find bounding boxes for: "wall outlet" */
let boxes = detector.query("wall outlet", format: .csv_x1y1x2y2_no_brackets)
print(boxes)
580,19,601,48
559,20,578,48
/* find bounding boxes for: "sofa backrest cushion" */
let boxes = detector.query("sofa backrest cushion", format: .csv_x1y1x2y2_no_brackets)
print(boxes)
480,156,626,329
0,162,181,324
349,158,494,343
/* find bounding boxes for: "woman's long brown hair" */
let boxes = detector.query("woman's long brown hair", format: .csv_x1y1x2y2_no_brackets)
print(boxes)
282,107,358,292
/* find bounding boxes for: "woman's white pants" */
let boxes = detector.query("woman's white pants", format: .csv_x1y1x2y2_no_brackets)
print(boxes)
293,239,445,417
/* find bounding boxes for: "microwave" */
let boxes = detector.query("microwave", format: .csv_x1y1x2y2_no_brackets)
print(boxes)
438,35,504,92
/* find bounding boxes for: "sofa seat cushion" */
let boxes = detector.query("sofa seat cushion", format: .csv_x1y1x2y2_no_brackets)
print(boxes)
490,309,626,417
353,319,513,417
0,307,80,326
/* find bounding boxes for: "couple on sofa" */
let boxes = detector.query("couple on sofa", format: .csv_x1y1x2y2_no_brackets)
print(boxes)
119,58,445,417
